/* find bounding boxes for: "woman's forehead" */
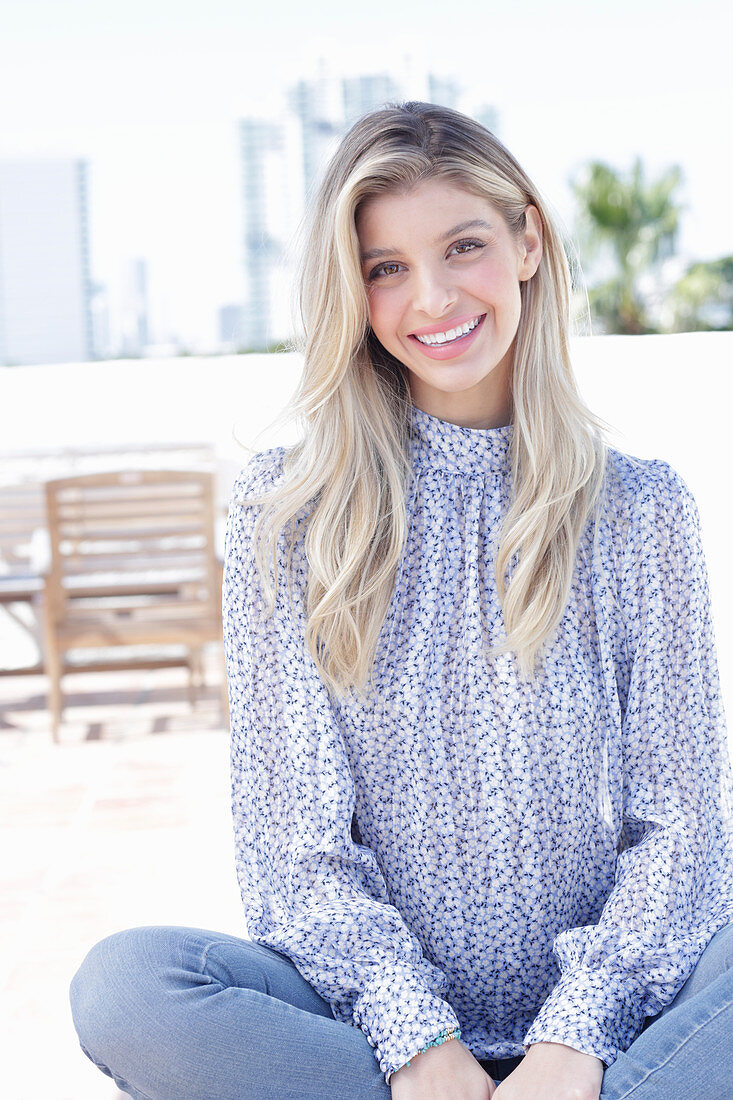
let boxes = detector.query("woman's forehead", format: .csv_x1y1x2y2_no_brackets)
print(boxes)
358,176,487,212
356,181,501,244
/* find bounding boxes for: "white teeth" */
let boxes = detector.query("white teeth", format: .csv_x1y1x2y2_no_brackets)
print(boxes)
414,316,481,346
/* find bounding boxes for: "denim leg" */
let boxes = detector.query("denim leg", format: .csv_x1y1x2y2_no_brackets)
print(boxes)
600,922,733,1099
69,925,390,1100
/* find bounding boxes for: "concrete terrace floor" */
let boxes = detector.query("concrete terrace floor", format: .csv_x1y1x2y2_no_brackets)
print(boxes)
0,646,247,1100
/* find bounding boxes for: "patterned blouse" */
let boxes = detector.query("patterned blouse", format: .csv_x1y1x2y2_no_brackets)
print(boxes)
223,405,733,1085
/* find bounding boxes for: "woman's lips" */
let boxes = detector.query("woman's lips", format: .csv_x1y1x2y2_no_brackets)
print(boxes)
407,314,486,360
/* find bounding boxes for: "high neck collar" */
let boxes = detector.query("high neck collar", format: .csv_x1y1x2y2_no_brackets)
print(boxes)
409,405,513,475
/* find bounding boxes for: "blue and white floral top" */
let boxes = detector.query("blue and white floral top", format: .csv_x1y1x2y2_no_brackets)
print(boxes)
223,405,733,1085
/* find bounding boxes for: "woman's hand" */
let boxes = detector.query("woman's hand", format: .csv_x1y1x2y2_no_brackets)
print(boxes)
390,1038,496,1099
493,1042,603,1100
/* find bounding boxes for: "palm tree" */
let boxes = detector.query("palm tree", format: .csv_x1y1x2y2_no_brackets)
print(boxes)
666,256,733,332
572,158,682,334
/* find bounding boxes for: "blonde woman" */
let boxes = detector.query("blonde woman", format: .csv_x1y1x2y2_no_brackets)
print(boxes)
70,103,733,1100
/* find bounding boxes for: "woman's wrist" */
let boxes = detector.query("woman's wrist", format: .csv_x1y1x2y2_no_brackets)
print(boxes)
389,1028,462,1082
525,1041,604,1066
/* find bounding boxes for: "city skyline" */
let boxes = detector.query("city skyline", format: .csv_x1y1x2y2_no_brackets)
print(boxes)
1,0,731,359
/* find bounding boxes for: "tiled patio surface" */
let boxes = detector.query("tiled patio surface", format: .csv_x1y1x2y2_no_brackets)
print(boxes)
0,647,246,1100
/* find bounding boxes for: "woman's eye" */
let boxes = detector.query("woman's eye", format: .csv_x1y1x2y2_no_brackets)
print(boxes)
451,240,484,256
369,262,402,280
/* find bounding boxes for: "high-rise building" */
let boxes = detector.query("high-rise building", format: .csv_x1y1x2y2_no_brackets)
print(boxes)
119,257,150,358
218,303,246,348
288,74,344,201
342,74,402,127
427,74,460,111
89,279,111,359
0,158,93,366
238,117,304,349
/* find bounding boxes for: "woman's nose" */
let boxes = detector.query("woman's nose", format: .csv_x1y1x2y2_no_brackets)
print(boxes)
410,267,458,319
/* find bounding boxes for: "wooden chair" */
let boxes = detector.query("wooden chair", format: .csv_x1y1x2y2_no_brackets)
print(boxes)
0,442,220,678
42,469,227,740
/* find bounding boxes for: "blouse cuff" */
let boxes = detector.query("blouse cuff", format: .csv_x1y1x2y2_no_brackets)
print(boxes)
351,958,462,1083
523,967,644,1068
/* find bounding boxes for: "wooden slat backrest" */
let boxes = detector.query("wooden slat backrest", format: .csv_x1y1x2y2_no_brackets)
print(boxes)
44,469,220,626
1,442,217,581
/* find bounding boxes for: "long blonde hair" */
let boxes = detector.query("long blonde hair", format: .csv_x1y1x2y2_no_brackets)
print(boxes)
239,101,610,698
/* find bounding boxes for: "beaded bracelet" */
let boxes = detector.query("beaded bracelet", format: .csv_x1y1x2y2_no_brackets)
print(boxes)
390,1026,462,1079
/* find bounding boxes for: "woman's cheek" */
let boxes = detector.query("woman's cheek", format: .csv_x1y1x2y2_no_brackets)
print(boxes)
369,296,402,345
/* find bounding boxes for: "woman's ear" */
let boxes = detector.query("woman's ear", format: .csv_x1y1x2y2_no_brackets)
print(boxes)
518,204,543,281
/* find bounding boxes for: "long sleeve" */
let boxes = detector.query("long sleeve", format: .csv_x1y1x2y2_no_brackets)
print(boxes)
223,451,461,1083
524,459,733,1066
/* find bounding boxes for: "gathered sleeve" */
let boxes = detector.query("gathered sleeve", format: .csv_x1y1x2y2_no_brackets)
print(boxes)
222,452,461,1083
524,459,733,1066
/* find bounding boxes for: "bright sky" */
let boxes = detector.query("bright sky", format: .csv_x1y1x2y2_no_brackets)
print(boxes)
1,0,731,349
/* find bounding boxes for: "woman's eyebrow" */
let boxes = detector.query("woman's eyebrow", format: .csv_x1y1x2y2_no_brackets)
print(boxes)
359,219,494,263
438,218,494,241
360,245,398,262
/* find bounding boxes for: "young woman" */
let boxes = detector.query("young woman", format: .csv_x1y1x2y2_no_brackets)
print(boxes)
70,102,733,1100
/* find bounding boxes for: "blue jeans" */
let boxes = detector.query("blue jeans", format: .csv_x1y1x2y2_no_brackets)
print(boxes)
69,922,733,1099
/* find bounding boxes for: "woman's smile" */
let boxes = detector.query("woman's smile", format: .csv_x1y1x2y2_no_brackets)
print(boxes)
408,313,486,358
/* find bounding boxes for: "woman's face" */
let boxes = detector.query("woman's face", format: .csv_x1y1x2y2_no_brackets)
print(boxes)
356,177,542,428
